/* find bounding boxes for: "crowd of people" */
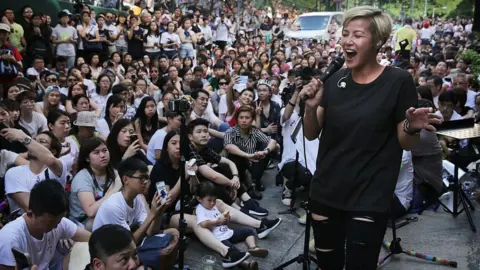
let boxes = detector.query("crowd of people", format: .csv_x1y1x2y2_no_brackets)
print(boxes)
0,1,477,269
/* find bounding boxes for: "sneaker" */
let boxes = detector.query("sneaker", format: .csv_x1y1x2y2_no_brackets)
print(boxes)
281,187,292,206
248,188,263,200
222,248,250,268
298,214,306,225
255,182,265,192
241,199,268,216
256,218,282,239
267,160,276,169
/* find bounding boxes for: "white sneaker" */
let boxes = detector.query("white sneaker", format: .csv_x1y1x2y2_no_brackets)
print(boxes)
281,187,292,206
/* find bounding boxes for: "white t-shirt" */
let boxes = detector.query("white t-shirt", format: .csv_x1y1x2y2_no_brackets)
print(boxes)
76,24,99,50
435,110,462,121
90,92,110,118
92,192,148,231
190,107,221,129
195,204,233,241
146,129,167,164
145,34,161,53
60,136,80,173
96,118,111,138
5,161,68,214
278,108,319,174
396,151,414,210
0,216,77,269
0,150,18,178
160,32,180,51
19,112,48,137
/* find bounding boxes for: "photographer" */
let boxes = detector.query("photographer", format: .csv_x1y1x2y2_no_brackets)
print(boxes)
278,78,318,206
0,23,22,84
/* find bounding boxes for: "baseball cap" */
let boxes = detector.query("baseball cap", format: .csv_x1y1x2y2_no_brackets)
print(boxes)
0,23,11,33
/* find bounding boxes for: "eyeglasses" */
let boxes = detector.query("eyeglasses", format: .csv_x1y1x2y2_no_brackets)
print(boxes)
128,175,149,183
46,78,57,83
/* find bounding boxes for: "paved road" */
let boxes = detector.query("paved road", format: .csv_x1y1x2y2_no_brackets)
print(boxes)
184,168,480,270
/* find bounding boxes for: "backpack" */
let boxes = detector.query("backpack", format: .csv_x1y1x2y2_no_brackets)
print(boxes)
0,45,19,78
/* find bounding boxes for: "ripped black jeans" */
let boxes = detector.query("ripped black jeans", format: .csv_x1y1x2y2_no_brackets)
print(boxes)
309,200,389,270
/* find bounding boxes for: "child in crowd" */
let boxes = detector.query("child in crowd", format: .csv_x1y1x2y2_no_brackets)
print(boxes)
196,181,268,269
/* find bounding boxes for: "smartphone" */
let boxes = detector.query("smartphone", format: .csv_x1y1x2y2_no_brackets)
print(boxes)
156,181,168,202
187,158,196,167
11,248,31,269
0,122,8,131
130,134,138,142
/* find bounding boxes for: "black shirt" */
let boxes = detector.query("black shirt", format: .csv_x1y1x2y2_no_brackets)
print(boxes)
310,66,417,213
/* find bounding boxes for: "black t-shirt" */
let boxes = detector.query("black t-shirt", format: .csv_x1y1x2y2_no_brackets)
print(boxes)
310,66,417,213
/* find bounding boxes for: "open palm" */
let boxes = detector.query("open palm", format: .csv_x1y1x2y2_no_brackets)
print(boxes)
405,107,442,132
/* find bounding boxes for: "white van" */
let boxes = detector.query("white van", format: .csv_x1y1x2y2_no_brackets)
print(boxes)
284,12,344,42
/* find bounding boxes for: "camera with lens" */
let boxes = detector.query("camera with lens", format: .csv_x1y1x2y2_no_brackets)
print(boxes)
280,81,296,106
168,96,192,113
294,67,314,84
107,60,114,68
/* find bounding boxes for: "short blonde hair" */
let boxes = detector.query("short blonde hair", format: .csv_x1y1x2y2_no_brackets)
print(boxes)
343,6,393,47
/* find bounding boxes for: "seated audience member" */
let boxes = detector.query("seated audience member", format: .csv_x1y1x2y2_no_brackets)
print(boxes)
196,182,268,269
255,79,281,143
86,224,141,270
47,110,79,172
189,89,230,152
16,91,48,137
134,97,159,152
150,131,282,268
0,101,28,154
0,180,91,270
393,151,414,218
278,85,318,205
188,118,268,215
451,88,474,118
3,128,67,214
69,138,122,230
435,90,462,121
224,105,277,199
92,158,178,267
69,111,105,150
146,111,181,164
106,119,151,168
96,95,126,137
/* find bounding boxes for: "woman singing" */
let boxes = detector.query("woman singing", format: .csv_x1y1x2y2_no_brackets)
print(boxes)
300,6,441,269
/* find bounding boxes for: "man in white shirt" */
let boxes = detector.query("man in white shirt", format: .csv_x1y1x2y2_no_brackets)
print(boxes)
16,91,48,137
435,91,463,121
277,86,319,206
214,11,231,50
0,180,90,270
2,128,66,214
93,157,176,248
25,56,48,79
198,15,213,49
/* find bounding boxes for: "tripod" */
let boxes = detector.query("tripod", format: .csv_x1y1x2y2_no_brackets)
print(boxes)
378,214,458,268
274,201,318,270
176,115,189,270
436,126,478,232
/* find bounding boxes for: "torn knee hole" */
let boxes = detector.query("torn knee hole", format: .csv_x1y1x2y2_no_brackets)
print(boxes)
353,216,374,223
316,248,334,252
311,214,328,221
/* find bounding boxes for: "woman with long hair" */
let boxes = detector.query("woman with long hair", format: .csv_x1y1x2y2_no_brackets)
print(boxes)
134,97,158,152
115,14,129,54
299,6,440,268
127,16,145,60
79,62,92,80
69,138,121,230
177,18,197,59
150,131,282,268
144,21,162,61
106,119,150,168
35,87,65,117
96,95,125,138
24,13,52,67
77,11,100,59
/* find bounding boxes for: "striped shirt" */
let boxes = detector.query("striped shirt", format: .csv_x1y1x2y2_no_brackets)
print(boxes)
224,126,270,154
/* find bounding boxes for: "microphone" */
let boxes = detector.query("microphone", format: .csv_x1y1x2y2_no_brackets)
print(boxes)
301,55,345,101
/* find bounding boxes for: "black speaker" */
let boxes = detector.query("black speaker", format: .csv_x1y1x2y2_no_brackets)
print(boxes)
474,0,480,32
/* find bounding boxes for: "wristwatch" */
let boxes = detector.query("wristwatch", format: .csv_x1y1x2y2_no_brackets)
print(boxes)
20,136,32,146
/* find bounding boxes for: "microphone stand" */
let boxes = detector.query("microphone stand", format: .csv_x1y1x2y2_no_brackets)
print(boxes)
275,99,317,270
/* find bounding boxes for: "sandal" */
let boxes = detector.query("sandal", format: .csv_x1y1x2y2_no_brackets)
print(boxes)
248,246,268,258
